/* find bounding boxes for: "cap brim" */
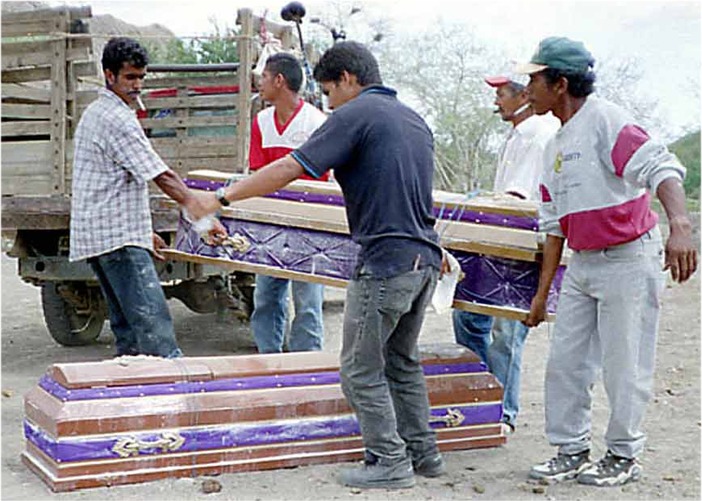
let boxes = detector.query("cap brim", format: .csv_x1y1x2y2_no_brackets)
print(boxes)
484,76,511,87
513,62,548,74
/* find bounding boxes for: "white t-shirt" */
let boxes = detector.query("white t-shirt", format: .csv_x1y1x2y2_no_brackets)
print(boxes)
493,113,560,200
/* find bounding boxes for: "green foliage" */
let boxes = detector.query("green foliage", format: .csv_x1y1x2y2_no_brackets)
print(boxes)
140,38,199,65
138,22,239,65
669,130,701,203
196,23,240,64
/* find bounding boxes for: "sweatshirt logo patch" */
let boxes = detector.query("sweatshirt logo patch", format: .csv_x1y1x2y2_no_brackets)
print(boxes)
554,152,563,173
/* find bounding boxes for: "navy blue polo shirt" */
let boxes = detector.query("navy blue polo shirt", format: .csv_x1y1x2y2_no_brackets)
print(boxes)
291,85,442,279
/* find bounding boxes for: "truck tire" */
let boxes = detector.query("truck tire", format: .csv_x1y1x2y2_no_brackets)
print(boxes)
41,283,105,346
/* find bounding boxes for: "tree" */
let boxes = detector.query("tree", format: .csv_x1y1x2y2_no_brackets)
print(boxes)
377,22,506,192
138,21,239,66
595,56,669,140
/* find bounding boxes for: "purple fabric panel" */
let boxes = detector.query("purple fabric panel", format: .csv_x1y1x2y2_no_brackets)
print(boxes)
39,362,486,402
452,251,563,313
176,216,563,313
175,216,360,280
182,178,537,229
25,402,502,463
184,178,221,192
434,207,537,230
267,190,346,207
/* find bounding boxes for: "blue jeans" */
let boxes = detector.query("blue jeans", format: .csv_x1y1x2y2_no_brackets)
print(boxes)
452,310,493,364
340,266,439,462
251,275,324,353
89,246,182,358
452,310,529,426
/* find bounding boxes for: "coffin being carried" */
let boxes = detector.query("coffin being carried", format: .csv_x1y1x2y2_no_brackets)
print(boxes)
166,170,565,320
23,344,504,491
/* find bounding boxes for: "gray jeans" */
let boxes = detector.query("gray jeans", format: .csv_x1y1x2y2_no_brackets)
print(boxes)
340,266,439,462
545,227,665,458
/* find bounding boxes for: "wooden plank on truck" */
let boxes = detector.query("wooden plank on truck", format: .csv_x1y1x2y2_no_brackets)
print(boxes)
150,137,238,158
142,75,238,89
164,157,239,173
2,175,55,196
2,45,91,70
2,103,52,119
2,84,51,103
1,61,95,84
1,6,91,24
2,143,54,196
142,94,238,110
50,8,69,194
139,115,237,129
236,9,254,174
1,121,52,137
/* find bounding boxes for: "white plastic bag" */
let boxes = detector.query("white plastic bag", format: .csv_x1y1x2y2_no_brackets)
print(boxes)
253,39,284,77
431,251,462,314
182,209,217,238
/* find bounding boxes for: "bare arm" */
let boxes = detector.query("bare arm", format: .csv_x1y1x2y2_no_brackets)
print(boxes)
153,168,195,206
524,234,565,327
194,155,306,215
222,155,305,203
153,168,216,221
657,177,697,283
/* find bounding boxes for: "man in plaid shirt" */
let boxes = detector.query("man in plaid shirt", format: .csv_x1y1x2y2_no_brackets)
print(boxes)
70,37,211,358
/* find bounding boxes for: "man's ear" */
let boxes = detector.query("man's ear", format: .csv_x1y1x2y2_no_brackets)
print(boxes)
104,68,116,86
339,70,358,87
274,73,287,88
555,76,569,96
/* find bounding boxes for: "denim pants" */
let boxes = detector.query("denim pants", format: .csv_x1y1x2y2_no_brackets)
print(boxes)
452,310,493,364
251,275,324,353
340,266,439,462
89,246,182,358
452,310,529,426
545,228,665,459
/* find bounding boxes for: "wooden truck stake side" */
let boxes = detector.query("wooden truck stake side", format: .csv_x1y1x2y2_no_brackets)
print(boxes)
1,6,276,347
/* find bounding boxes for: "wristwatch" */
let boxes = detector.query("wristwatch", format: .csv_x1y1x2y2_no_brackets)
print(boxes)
215,187,230,207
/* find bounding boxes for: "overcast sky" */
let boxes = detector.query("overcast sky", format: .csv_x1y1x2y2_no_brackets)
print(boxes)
49,0,701,137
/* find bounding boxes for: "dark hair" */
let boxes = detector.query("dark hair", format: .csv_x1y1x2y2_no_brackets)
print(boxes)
313,41,382,86
265,53,303,93
505,82,525,94
543,68,596,98
101,37,149,76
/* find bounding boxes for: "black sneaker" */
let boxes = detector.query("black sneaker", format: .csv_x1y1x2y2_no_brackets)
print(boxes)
577,450,641,487
339,454,415,489
529,450,591,483
412,452,447,477
501,420,516,435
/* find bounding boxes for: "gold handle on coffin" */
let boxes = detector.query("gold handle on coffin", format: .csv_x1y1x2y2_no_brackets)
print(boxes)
222,233,251,253
112,431,186,458
428,408,465,428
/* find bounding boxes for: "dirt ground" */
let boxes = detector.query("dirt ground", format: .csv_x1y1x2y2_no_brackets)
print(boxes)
1,253,700,500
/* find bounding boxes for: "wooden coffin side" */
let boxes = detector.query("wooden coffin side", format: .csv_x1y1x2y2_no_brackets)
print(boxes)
27,372,501,437
197,197,539,252
185,168,538,218
49,352,341,389
23,423,505,492
49,344,478,389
